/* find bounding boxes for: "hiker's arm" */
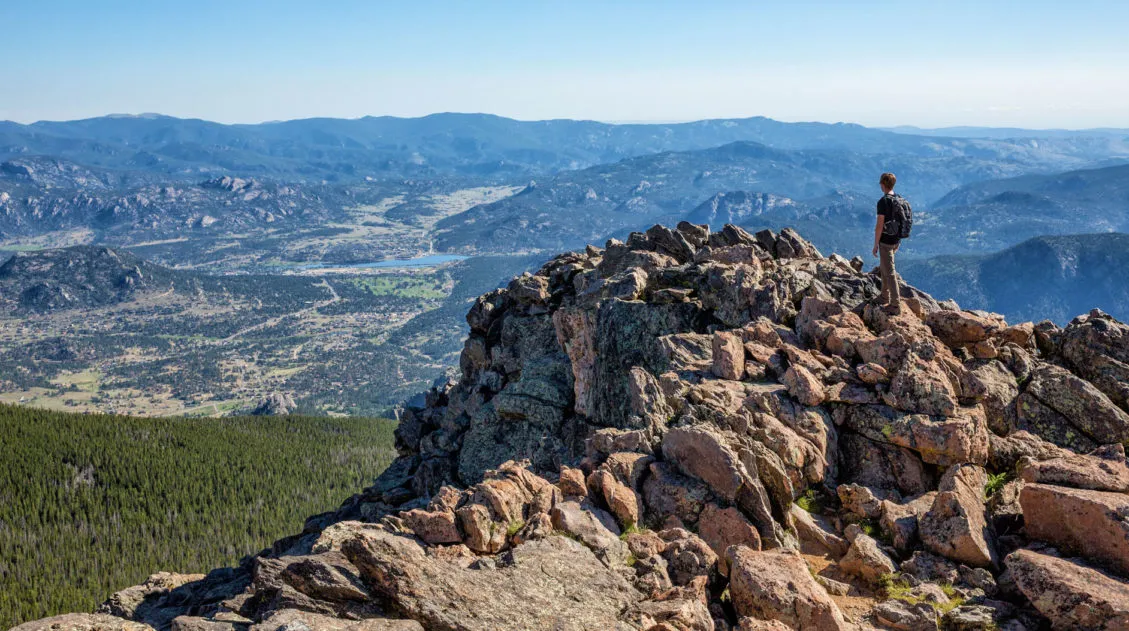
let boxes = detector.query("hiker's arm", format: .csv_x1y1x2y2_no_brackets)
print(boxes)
872,213,883,256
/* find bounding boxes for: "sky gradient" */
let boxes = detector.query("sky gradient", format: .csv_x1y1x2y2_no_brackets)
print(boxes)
2,0,1128,128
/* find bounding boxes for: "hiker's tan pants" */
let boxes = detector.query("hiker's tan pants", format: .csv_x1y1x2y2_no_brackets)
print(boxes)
879,243,901,306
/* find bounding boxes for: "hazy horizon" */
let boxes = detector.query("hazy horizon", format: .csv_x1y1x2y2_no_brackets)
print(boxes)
3,1,1129,129
6,110,1129,133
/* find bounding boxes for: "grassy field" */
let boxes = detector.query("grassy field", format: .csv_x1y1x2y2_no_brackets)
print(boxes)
0,404,397,628
348,274,450,299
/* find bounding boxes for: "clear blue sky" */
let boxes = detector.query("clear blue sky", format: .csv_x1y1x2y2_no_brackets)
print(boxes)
2,0,1127,128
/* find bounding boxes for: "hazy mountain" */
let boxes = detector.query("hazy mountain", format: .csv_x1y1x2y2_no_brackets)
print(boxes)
885,124,1129,140
431,140,1065,254
0,168,352,240
3,112,1125,182
900,233,1129,324
684,190,801,225
919,163,1129,254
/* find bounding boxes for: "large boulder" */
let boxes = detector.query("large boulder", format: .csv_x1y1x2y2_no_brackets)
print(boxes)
712,330,745,380
697,503,761,574
660,426,783,547
400,509,461,545
549,500,624,558
661,426,746,502
839,432,935,497
1019,363,1129,451
725,547,850,631
588,469,644,528
883,350,960,417
338,525,641,631
919,465,997,568
1021,483,1129,576
839,532,898,585
10,615,156,631
789,504,849,557
961,359,1019,435
250,610,423,630
988,429,1070,471
880,492,938,553
838,404,989,467
100,572,207,620
248,551,371,619
1059,309,1129,411
1006,548,1129,630
925,310,1002,348
781,364,825,407
1018,444,1129,493
643,461,711,526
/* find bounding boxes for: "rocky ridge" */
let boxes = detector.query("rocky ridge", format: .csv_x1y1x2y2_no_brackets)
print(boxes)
0,246,171,312
16,223,1129,631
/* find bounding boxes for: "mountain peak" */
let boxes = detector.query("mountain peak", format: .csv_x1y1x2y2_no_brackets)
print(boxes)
36,223,1129,630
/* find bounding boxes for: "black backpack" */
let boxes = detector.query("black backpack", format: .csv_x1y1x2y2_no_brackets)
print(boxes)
882,193,913,239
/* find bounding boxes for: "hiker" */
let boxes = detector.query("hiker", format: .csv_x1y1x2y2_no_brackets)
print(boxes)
873,172,912,314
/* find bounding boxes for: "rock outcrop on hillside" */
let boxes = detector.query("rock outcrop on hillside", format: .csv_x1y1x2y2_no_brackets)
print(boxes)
0,246,167,312
17,223,1129,631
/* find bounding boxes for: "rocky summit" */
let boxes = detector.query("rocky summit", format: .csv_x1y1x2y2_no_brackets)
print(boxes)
17,223,1129,631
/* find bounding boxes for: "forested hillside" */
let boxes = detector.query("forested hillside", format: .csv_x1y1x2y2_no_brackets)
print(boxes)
0,405,396,628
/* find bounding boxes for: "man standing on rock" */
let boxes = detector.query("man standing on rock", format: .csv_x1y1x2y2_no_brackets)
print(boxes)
873,172,907,315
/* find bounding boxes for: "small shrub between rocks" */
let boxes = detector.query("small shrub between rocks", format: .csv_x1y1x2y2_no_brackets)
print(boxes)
880,574,966,616
984,471,1013,499
795,488,826,513
618,524,650,540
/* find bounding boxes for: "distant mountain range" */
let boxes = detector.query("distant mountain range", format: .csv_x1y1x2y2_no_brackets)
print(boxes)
920,163,1129,254
4,112,1127,181
884,125,1129,139
0,160,364,239
901,232,1129,324
2,111,1128,275
431,139,1126,255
